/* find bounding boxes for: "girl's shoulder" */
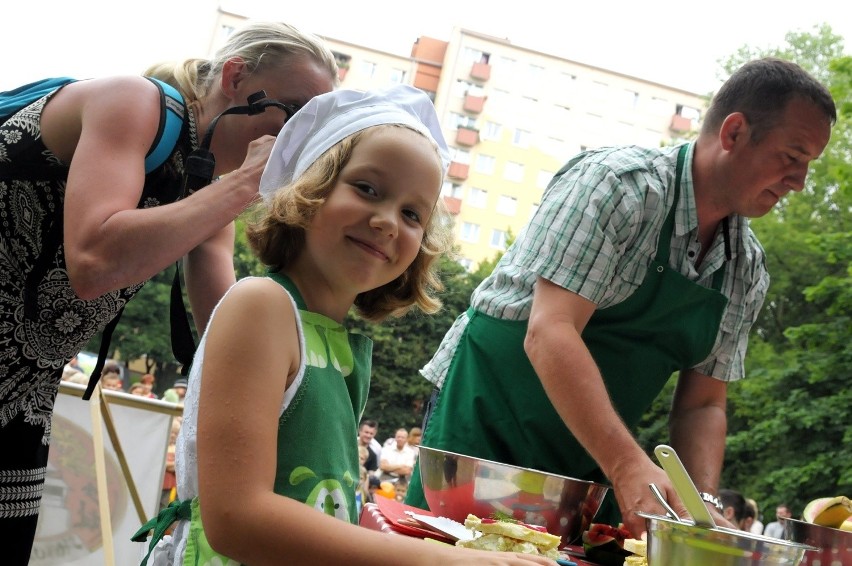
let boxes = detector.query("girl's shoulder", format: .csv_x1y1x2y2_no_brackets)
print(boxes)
224,276,296,307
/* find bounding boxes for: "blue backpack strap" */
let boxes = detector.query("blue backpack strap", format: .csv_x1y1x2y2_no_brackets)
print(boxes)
0,77,76,120
143,77,185,174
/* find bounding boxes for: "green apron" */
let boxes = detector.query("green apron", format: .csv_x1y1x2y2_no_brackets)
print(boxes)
407,146,729,524
134,273,372,565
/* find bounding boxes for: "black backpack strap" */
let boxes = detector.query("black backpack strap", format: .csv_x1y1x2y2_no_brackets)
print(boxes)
170,262,196,376
82,306,125,400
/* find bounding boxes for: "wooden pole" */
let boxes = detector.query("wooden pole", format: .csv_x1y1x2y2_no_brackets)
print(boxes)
100,392,148,524
89,384,115,566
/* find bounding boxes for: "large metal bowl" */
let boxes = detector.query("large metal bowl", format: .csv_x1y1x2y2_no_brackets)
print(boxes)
639,512,814,565
417,445,609,546
782,517,852,566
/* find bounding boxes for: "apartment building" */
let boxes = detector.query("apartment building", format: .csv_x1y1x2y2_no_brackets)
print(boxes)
214,11,706,269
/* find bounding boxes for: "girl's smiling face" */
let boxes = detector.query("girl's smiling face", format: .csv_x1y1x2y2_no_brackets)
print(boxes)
303,126,443,296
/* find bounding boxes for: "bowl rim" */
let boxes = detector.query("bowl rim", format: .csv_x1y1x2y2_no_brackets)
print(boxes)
638,512,818,551
417,445,611,490
783,516,852,536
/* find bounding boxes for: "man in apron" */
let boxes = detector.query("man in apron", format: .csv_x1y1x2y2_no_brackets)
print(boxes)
406,58,835,539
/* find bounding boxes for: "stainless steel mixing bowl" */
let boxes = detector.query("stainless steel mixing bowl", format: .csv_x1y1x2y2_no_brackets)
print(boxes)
783,517,852,566
417,445,609,546
639,512,814,565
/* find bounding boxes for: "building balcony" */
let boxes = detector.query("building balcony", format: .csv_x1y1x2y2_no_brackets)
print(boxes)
470,61,491,81
670,113,694,133
447,161,470,180
442,196,462,215
455,126,479,147
463,94,486,114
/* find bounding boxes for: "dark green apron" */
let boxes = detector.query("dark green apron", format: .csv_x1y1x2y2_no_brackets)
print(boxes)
407,146,729,524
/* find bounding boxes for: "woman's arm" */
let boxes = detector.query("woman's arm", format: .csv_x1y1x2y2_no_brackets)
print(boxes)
41,76,268,299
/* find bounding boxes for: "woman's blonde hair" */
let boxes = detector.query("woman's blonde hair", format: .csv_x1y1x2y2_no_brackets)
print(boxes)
246,125,454,322
144,21,339,103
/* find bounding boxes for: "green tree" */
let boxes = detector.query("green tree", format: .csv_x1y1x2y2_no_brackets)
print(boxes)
347,252,487,432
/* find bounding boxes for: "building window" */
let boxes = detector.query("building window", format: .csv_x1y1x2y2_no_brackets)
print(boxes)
542,137,567,158
359,60,377,78
559,72,577,90
490,89,511,106
496,195,518,216
590,81,610,103
496,56,516,70
458,257,474,271
527,63,545,81
649,96,671,116
513,128,531,148
490,229,508,250
389,68,407,84
482,121,502,141
621,89,639,108
460,222,480,243
469,188,488,208
537,170,554,189
504,162,524,183
442,182,463,198
462,47,489,64
475,154,496,174
677,103,702,123
447,112,476,130
451,147,471,164
218,25,236,41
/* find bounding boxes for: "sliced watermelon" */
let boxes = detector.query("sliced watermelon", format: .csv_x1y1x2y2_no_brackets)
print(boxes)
582,523,633,566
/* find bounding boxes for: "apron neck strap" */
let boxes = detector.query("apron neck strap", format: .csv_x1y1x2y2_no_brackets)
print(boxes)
655,144,689,265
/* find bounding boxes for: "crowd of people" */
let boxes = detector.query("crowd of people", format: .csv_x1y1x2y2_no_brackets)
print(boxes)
2,13,837,566
717,489,797,538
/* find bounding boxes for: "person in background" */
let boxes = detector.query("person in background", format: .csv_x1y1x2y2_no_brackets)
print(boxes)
356,445,373,514
719,488,747,527
134,85,554,566
764,503,793,538
394,478,409,503
101,371,124,392
61,366,88,385
162,378,188,404
380,428,417,481
746,498,764,534
140,373,159,399
408,426,422,461
359,419,382,476
406,58,836,539
160,417,183,512
0,20,337,562
129,383,150,396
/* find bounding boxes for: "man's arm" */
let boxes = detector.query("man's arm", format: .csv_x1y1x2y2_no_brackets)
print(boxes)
669,368,733,527
525,277,680,536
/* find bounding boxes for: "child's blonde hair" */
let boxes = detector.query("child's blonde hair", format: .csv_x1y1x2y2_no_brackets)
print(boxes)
246,124,453,322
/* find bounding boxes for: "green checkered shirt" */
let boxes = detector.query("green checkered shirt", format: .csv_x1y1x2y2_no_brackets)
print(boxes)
424,142,768,386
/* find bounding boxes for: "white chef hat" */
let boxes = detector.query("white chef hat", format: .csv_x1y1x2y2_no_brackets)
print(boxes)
259,84,450,204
